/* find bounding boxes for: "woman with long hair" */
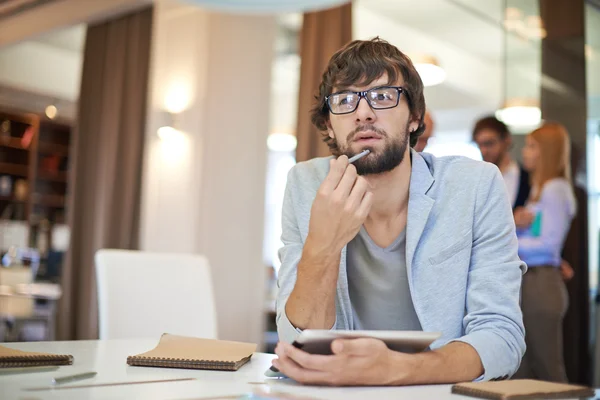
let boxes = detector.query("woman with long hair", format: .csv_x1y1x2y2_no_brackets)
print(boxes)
513,122,577,382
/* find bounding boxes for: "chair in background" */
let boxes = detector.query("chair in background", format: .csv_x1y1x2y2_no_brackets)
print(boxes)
95,249,217,340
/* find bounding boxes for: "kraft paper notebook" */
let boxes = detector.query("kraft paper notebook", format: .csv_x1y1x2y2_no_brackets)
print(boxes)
127,333,257,371
0,345,73,368
452,379,595,400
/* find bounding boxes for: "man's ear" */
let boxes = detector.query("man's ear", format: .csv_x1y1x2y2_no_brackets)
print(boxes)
409,119,419,133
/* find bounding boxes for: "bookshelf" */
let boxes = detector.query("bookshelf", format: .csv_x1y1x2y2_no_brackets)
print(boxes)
0,108,72,256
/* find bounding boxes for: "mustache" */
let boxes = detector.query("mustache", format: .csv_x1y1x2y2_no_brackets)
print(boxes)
347,124,387,142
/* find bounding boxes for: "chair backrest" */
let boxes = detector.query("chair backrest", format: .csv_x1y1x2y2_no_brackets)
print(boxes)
95,249,217,340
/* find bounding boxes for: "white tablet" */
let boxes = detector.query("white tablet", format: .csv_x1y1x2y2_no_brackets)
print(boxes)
293,329,441,355
265,330,441,377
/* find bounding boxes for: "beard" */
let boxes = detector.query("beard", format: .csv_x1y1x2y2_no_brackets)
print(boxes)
330,123,410,175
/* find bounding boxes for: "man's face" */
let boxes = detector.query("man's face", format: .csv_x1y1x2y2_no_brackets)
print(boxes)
473,129,510,165
326,74,419,175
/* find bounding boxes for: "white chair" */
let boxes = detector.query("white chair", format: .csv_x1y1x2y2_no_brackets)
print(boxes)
95,249,217,340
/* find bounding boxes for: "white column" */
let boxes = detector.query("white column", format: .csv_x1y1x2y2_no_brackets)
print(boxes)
197,12,275,345
140,0,275,346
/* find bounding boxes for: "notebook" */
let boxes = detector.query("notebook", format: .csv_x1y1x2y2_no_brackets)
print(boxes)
0,345,73,368
452,379,595,400
127,333,257,371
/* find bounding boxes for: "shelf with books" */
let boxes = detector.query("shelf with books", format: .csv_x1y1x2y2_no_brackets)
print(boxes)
0,162,29,177
37,142,69,157
36,170,67,183
0,137,30,152
32,193,66,209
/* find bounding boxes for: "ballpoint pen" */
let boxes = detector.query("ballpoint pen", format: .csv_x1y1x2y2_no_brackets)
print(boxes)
348,149,370,163
51,371,97,385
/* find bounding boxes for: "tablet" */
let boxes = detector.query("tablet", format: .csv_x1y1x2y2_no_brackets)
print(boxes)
265,330,441,377
291,329,441,355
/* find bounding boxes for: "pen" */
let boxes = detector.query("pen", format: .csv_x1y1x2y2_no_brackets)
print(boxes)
348,149,370,163
52,371,97,385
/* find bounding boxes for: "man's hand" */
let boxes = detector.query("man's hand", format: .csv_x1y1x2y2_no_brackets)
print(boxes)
272,339,399,386
513,206,534,229
306,156,373,256
272,340,484,386
284,156,373,331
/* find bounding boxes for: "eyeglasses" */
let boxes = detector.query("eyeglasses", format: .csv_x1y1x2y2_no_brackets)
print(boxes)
325,86,407,115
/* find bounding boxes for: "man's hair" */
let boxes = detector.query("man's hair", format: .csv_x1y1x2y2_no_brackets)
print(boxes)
310,37,427,149
472,116,511,141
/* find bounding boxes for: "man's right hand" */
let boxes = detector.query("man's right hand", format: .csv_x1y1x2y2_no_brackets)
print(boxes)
306,155,373,256
285,155,373,331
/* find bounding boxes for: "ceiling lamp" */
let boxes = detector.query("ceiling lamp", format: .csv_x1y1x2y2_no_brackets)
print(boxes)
411,55,446,87
181,0,350,13
496,98,541,128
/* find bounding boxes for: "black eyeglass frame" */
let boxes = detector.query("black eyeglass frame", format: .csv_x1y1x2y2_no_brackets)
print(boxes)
325,86,408,115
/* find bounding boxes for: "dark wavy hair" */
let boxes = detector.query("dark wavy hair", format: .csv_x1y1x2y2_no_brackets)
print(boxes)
310,37,427,149
472,116,511,141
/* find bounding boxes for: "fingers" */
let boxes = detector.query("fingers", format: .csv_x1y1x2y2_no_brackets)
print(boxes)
320,156,349,194
275,342,332,371
273,343,336,385
331,338,384,356
357,191,374,219
334,163,358,199
272,354,326,385
346,176,369,209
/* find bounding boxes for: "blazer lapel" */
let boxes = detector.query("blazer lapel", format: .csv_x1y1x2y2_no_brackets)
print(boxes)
405,150,435,283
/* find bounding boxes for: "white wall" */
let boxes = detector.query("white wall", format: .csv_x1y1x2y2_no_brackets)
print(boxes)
140,0,275,346
0,41,82,101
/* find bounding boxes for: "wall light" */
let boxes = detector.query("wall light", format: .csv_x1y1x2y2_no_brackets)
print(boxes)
496,98,542,128
164,82,191,114
410,55,446,87
157,126,185,142
267,133,297,152
156,111,185,143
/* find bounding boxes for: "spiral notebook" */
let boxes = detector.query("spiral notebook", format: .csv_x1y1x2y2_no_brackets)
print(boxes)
127,333,257,371
451,379,595,400
0,345,73,368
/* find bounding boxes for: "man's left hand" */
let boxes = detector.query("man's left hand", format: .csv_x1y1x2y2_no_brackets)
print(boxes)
272,338,408,386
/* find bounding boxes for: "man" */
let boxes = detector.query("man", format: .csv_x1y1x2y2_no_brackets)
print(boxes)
413,111,434,152
472,116,530,211
472,117,573,281
274,38,525,386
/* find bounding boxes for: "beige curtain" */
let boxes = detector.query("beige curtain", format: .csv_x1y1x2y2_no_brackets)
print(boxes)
295,2,352,162
57,6,153,340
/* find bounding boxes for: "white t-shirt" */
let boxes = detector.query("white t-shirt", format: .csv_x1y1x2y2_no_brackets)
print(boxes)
502,160,520,208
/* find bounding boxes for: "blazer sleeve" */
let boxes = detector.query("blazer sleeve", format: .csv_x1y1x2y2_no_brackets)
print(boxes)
452,165,527,381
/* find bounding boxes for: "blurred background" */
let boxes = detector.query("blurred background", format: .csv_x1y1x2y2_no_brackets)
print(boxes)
0,0,598,386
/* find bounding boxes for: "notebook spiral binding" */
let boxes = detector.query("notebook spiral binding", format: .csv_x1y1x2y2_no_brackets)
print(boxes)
126,355,251,371
1,355,73,368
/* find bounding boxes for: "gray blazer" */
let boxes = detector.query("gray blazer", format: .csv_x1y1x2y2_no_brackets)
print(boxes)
276,149,526,381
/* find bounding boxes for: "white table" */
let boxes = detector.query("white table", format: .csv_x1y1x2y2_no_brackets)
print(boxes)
0,340,592,400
